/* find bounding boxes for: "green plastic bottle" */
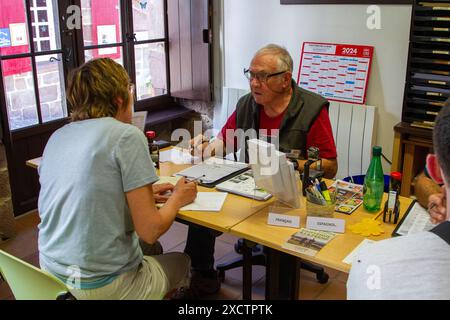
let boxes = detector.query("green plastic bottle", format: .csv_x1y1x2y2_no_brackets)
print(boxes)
363,146,384,212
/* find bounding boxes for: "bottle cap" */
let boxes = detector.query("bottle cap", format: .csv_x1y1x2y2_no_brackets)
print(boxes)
372,146,382,157
145,131,156,139
391,172,402,181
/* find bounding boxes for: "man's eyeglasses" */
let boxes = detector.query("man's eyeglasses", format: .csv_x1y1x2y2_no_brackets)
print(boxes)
243,68,287,83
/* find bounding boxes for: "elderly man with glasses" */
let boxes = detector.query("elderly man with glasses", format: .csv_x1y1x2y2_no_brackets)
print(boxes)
185,44,338,297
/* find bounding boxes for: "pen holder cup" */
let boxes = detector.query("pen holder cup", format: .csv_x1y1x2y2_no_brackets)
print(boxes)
306,193,336,218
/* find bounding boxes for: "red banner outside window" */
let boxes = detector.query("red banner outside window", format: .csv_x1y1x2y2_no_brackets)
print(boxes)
0,0,32,76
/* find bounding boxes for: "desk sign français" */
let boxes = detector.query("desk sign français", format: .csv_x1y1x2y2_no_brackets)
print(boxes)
306,216,345,233
267,213,300,228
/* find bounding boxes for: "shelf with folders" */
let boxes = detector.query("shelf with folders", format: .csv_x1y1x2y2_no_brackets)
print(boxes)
402,0,450,129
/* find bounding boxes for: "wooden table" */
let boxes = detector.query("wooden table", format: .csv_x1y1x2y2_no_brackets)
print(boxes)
231,193,414,299
25,156,273,233
28,154,411,300
26,154,274,299
159,161,273,233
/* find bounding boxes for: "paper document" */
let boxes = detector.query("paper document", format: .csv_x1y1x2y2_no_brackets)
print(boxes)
175,158,248,184
395,202,436,236
131,111,147,131
159,148,200,164
180,192,228,212
342,239,377,265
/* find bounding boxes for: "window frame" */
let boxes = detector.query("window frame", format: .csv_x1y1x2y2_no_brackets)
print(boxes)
0,0,77,134
74,0,173,113
0,0,174,135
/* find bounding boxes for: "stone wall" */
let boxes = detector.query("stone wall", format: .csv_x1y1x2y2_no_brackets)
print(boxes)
146,99,215,144
4,61,65,130
179,99,215,131
0,142,16,240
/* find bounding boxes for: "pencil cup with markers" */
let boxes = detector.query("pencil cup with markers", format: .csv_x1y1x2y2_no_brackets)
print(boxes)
305,180,336,218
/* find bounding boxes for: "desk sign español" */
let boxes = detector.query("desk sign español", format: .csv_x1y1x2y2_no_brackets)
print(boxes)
306,216,345,233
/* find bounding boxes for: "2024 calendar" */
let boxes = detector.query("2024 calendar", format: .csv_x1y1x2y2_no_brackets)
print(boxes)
297,42,374,105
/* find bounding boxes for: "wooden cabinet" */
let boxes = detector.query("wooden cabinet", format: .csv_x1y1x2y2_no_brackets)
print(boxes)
391,122,433,197
392,1,450,197
402,1,450,128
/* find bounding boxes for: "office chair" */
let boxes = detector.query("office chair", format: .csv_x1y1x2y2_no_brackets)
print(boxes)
216,239,329,284
0,249,75,300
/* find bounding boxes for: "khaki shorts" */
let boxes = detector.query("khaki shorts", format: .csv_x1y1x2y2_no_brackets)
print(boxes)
70,253,190,300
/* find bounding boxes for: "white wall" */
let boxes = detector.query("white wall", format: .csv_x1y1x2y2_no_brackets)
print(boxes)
216,0,412,172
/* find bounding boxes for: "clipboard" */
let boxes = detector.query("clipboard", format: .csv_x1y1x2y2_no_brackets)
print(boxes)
197,167,249,188
174,158,250,188
392,200,436,237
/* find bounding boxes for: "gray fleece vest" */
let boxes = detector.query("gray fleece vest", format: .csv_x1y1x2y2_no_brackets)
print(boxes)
234,80,328,163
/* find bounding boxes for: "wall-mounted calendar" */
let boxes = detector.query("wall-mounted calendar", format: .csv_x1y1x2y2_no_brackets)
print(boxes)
297,42,374,105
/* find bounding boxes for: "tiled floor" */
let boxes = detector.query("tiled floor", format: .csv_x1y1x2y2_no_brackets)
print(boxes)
0,211,347,300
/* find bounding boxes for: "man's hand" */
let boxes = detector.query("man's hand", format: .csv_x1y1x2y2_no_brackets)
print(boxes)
189,134,223,160
189,134,209,156
152,183,174,203
428,186,447,224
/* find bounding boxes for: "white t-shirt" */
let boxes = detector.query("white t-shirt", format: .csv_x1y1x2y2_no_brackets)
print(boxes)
347,231,450,300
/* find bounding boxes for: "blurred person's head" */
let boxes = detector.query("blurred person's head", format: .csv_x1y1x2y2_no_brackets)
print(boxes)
427,99,450,208
67,58,134,123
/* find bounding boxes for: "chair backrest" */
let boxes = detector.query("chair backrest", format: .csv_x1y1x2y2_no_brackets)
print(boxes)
0,249,70,300
215,87,376,179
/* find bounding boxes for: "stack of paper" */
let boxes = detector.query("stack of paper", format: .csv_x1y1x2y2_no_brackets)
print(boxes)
180,192,228,212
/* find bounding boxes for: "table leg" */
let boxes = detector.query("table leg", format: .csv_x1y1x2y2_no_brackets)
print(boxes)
265,248,301,300
242,239,254,300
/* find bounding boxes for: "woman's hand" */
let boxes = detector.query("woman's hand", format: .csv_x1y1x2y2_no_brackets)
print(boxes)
171,178,198,208
152,183,174,203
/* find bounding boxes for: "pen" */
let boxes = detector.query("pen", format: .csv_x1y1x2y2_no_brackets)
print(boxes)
319,181,332,205
314,179,323,195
